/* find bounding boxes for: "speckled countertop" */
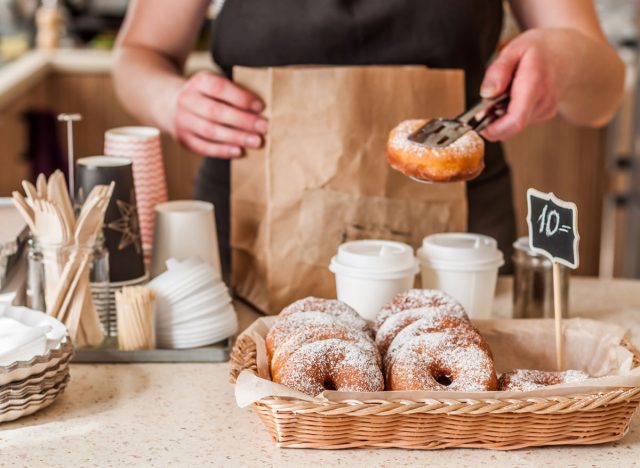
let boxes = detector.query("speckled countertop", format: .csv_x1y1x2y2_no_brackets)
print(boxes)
1,277,639,467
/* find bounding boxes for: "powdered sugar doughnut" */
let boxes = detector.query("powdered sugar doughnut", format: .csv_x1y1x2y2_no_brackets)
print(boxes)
266,312,340,360
277,339,385,396
375,289,467,332
376,308,469,359
387,119,485,182
384,315,482,370
498,369,589,392
268,300,383,396
387,330,497,391
270,321,380,383
280,297,371,336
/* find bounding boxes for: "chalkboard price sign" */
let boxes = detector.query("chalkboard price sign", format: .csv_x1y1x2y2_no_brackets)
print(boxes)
526,188,580,269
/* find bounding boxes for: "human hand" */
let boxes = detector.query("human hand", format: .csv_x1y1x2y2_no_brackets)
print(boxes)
171,71,268,157
479,29,569,141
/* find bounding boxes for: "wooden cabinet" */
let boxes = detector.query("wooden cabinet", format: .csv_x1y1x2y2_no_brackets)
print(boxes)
503,121,607,276
0,81,48,195
48,73,203,201
0,72,203,201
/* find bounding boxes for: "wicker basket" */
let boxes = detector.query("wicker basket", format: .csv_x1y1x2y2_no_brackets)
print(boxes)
230,332,640,450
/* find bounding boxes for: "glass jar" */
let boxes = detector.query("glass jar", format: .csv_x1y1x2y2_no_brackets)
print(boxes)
89,233,112,337
26,237,45,312
26,235,110,336
512,237,569,319
26,237,70,313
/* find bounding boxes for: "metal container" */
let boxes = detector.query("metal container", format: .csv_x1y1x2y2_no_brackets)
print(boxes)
512,237,569,319
0,199,28,290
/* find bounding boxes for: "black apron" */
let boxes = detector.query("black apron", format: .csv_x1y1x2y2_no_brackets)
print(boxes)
197,0,516,277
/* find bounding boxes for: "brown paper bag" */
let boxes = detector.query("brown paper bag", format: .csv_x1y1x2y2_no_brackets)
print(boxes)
232,66,467,314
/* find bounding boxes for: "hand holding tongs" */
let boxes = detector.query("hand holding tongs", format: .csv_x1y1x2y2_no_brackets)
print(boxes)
408,91,510,148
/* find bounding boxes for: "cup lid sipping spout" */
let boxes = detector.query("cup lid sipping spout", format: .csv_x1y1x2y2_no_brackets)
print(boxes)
420,232,504,267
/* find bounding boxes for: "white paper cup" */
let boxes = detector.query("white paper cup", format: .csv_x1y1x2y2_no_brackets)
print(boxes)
151,201,222,278
417,233,504,319
329,240,418,321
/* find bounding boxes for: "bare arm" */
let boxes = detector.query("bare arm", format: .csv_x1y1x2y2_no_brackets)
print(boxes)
113,0,267,157
481,0,624,140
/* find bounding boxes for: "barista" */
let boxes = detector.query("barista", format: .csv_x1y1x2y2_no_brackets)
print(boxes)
113,0,624,275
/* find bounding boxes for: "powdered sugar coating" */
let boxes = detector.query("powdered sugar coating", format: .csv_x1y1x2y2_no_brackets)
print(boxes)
376,307,469,358
281,297,371,336
384,315,482,370
268,299,382,396
387,331,497,391
498,369,589,392
277,339,385,396
375,289,467,332
266,312,341,359
270,321,380,382
389,119,483,160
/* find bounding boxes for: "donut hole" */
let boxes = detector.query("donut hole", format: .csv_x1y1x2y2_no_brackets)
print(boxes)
323,379,337,391
435,374,453,387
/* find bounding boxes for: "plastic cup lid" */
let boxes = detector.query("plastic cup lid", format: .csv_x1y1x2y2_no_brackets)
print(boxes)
334,240,416,272
421,233,503,264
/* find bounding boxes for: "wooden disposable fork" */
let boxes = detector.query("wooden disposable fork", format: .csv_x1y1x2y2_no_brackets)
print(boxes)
11,191,37,235
33,199,67,246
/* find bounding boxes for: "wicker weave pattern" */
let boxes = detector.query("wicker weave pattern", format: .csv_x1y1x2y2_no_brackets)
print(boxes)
230,333,640,449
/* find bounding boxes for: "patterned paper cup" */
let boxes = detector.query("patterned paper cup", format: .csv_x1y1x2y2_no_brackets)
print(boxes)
105,127,168,263
76,156,146,282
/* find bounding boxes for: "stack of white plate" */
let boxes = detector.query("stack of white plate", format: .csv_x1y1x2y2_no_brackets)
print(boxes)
149,258,238,349
0,305,71,424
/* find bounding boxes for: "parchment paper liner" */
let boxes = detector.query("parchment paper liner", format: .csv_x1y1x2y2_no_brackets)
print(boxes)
235,316,640,408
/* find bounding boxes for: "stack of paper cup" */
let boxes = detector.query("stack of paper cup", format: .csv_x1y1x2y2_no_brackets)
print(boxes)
329,240,419,321
150,200,221,278
104,127,168,261
148,258,237,349
417,233,504,319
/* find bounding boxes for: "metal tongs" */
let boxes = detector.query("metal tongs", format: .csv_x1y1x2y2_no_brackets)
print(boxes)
408,91,510,148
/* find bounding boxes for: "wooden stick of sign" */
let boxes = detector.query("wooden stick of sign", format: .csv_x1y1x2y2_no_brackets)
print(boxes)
552,262,564,370
526,188,580,371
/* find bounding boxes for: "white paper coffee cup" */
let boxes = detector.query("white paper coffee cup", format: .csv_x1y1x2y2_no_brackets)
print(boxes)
329,240,418,321
417,233,503,319
151,201,221,278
